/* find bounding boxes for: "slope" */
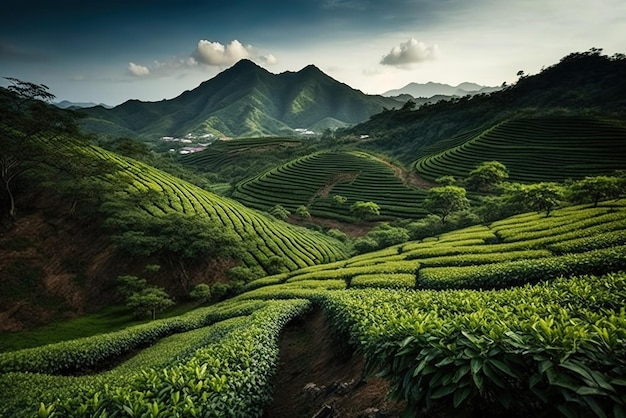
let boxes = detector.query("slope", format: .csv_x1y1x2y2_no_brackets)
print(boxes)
231,151,428,221
2,200,625,417
414,116,626,182
92,147,349,271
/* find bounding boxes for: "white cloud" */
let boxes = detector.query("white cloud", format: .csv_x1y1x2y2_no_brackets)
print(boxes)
380,38,439,67
128,62,150,76
192,40,255,66
260,53,277,65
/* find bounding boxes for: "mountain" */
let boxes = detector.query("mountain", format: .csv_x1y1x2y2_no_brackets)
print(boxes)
54,100,112,109
383,81,501,98
80,60,404,139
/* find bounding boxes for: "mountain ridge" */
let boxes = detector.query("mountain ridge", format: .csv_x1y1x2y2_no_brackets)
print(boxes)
383,81,501,98
80,60,403,139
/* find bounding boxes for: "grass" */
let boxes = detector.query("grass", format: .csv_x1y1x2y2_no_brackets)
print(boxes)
0,303,199,353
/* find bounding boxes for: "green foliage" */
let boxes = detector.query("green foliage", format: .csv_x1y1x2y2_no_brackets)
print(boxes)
126,286,175,320
226,266,265,283
188,284,211,303
352,236,380,254
424,185,470,222
350,201,380,221
568,176,622,207
435,175,457,186
295,205,311,220
116,275,148,298
326,228,348,242
368,224,409,247
269,204,290,220
332,194,348,206
507,182,564,216
466,161,509,192
318,272,626,417
1,300,310,418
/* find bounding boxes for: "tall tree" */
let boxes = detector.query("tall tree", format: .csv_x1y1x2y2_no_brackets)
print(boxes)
568,176,621,207
466,161,509,192
507,182,564,216
0,78,82,226
424,185,470,222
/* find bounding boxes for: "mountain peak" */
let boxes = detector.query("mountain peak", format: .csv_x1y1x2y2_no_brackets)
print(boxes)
228,59,264,72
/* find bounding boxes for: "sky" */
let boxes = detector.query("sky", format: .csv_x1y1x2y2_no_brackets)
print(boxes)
1,0,624,106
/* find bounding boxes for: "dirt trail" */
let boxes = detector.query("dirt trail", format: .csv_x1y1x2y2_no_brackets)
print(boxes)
371,156,436,189
265,308,405,418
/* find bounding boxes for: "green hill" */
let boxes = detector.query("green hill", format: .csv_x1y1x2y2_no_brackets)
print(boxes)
231,151,428,221
414,116,626,182
349,50,626,164
79,60,402,139
92,147,348,272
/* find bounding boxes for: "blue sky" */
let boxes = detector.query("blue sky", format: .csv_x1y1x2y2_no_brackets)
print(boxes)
1,0,624,105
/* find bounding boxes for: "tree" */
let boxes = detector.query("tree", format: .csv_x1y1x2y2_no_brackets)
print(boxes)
270,204,290,220
189,283,211,303
367,223,410,248
466,161,509,192
105,207,244,292
350,201,380,222
507,182,564,216
568,176,621,207
332,194,347,206
116,275,148,298
295,205,311,220
126,286,174,320
0,78,83,226
435,175,457,186
424,185,470,222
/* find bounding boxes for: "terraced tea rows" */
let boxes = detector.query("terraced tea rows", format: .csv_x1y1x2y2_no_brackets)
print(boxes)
92,147,348,272
243,199,626,291
415,117,626,182
180,137,303,171
2,200,625,417
233,151,428,221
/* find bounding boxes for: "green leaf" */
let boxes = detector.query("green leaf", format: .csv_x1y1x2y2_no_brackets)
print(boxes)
482,362,505,388
453,387,472,408
489,359,517,378
584,397,608,418
430,383,457,399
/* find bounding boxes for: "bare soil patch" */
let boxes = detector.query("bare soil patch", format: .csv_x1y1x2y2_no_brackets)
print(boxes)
265,308,405,418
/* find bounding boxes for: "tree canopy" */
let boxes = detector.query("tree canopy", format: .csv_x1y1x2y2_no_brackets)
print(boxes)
424,185,470,222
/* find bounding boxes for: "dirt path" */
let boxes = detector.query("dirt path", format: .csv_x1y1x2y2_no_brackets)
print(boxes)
370,156,436,190
265,308,405,418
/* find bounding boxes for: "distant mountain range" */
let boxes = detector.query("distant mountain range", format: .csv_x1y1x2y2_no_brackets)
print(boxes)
80,60,404,139
54,100,112,109
383,82,502,98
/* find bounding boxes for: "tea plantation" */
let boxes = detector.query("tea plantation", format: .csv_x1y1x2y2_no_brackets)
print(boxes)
415,117,626,182
2,200,625,417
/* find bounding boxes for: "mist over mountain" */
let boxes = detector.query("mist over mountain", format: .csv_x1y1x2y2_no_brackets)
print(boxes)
80,60,403,139
383,81,501,98
54,100,112,109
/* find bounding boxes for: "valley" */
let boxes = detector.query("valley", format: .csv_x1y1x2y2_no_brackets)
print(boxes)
0,49,625,417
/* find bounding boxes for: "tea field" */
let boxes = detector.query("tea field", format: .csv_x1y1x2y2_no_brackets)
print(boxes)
1,200,625,417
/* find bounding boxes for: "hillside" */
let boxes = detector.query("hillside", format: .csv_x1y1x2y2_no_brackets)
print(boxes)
79,60,402,139
0,141,349,331
350,50,626,163
1,200,625,417
231,151,428,221
415,116,626,182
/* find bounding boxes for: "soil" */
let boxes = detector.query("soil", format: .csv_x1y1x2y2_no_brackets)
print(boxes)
265,308,406,418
